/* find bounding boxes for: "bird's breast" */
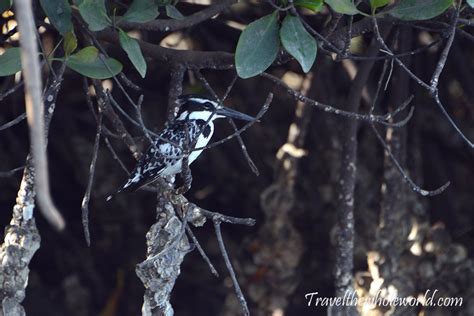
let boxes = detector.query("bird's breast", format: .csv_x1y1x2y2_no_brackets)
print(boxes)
189,122,214,164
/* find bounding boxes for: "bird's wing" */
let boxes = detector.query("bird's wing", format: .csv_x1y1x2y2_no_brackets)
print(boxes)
106,120,206,201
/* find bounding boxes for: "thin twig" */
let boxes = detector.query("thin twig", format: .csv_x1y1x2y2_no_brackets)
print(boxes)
77,19,143,110
34,26,56,79
0,166,25,177
223,76,259,174
429,7,460,93
432,93,474,148
129,93,184,150
104,137,130,175
195,93,272,151
118,73,141,92
371,125,450,196
83,79,129,174
81,112,103,246
197,208,256,226
194,71,259,174
213,220,249,316
222,75,238,101
0,81,24,101
227,119,259,175
106,91,159,138
372,17,432,91
373,11,474,148
185,225,219,277
261,72,411,127
91,80,140,159
370,57,449,196
0,113,26,131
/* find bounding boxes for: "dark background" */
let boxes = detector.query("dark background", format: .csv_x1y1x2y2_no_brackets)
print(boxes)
1,3,474,315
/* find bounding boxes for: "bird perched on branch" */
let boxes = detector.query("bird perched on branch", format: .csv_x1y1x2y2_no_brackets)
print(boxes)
106,95,256,201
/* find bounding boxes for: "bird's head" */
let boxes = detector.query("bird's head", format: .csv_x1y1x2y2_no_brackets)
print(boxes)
176,95,255,122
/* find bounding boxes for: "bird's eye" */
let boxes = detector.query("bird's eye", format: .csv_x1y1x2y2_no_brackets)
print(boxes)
204,102,214,109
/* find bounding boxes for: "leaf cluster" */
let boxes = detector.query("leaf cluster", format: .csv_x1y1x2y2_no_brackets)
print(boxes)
0,0,462,79
233,0,456,78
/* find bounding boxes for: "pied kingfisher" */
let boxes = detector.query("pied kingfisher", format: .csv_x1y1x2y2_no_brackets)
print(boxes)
106,95,255,200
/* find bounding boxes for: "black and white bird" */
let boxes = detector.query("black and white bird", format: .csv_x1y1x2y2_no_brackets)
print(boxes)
106,95,255,200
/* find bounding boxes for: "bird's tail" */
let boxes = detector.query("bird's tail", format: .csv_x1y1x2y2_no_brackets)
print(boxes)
105,179,136,201
105,175,156,201
105,187,124,202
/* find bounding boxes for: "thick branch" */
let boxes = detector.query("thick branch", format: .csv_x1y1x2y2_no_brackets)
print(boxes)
0,63,65,316
333,36,385,314
118,0,237,32
14,0,65,230
96,30,233,69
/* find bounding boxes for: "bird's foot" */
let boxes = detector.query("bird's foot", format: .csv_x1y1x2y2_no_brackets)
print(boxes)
176,183,191,195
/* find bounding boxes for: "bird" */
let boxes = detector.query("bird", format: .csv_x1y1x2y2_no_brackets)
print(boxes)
106,95,256,201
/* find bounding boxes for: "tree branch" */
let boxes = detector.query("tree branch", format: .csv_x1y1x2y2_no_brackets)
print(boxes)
96,30,233,70
118,0,237,32
333,35,385,315
15,0,65,230
0,62,66,316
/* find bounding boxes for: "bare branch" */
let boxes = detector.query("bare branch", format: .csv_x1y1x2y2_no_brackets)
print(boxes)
15,0,65,230
372,12,474,148
0,81,24,101
261,72,412,127
0,57,65,316
0,166,25,177
194,71,259,174
81,112,103,246
369,59,449,196
97,30,233,70
118,0,237,32
429,7,459,93
185,226,219,277
0,112,26,131
213,220,249,316
195,93,272,151
91,80,141,159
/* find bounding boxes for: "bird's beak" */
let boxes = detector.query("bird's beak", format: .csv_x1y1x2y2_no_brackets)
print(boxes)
216,106,255,121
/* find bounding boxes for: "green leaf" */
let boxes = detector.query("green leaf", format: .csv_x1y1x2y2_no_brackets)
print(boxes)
39,0,73,35
294,0,324,11
71,46,99,63
324,0,361,15
63,31,78,56
0,0,12,14
65,46,122,79
280,15,317,73
66,57,122,79
370,0,390,11
123,0,159,23
165,5,184,20
77,0,112,31
235,11,280,79
468,0,474,8
389,0,453,20
119,29,147,78
0,47,21,76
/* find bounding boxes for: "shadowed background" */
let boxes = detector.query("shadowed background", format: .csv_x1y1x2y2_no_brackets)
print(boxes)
1,2,474,315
